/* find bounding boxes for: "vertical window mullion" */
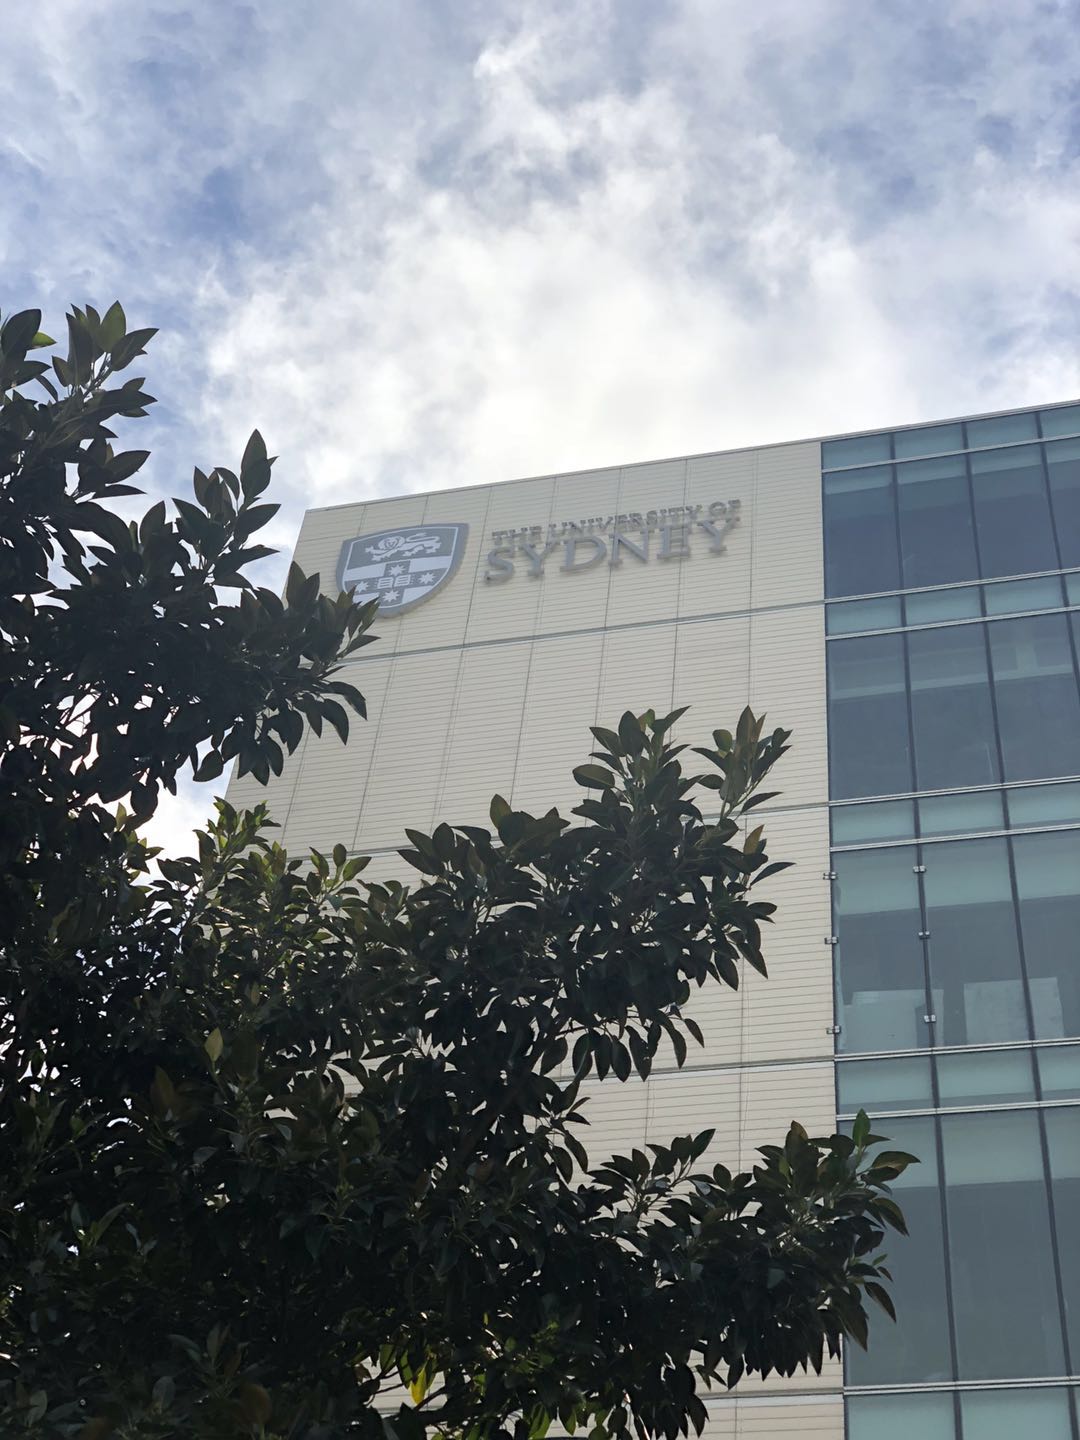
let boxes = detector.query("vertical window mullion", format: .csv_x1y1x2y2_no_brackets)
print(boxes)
933,1113,963,1385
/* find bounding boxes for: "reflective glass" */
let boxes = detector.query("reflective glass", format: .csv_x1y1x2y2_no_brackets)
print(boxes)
1040,402,1080,437
918,790,1004,837
1067,570,1080,604
831,799,915,844
822,432,891,468
923,838,1027,1047
935,1047,1035,1105
1006,780,1080,826
836,1055,933,1113
960,1387,1073,1440
1044,1107,1080,1367
1046,436,1080,567
847,1392,954,1440
824,465,900,597
907,626,1000,791
827,634,913,799
988,613,1080,781
847,1117,952,1385
897,455,979,588
967,411,1039,446
1038,1044,1080,1100
894,422,965,458
904,586,982,624
833,847,926,1053
940,1109,1065,1378
825,596,902,634
970,445,1059,579
983,575,1065,613
1012,829,1080,1040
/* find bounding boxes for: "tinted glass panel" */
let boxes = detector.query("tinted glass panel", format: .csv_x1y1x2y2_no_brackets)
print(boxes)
824,466,899,597
1067,570,1080,603
822,432,891,468
1012,829,1080,1040
894,422,965,458
983,575,1064,613
831,798,915,844
834,847,925,1052
836,1055,933,1114
907,626,1000,791
940,1109,1065,1378
1006,780,1080,826
825,596,902,634
1038,1044,1080,1100
904,586,982,624
923,838,1027,1046
847,1392,954,1440
960,1388,1073,1440
1044,1106,1080,1367
1041,403,1080,437
897,455,979,588
918,789,1003,836
827,634,912,799
935,1047,1035,1105
970,445,1058,579
967,411,1039,446
847,1117,952,1384
988,613,1080,781
1046,436,1080,568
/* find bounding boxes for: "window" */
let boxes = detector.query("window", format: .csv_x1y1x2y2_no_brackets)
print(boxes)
1012,828,1080,1040
988,613,1080,781
827,633,912,799
907,625,1000,791
833,847,925,1053
897,454,979,588
969,445,1058,579
1044,1106,1080,1366
824,465,899,596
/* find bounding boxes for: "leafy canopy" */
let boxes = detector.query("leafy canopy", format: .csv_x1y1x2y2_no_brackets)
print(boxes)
0,305,913,1440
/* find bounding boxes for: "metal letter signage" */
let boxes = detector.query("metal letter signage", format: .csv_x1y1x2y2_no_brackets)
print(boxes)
338,524,468,616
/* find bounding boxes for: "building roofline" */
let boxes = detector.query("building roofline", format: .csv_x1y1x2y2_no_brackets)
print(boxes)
302,395,1080,515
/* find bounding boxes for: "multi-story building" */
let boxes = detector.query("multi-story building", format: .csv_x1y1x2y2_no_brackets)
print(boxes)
226,401,1080,1440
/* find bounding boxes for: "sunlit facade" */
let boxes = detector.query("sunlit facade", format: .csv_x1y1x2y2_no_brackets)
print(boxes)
227,401,1080,1440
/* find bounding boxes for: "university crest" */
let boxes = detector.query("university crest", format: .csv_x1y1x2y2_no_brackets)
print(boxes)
338,524,468,617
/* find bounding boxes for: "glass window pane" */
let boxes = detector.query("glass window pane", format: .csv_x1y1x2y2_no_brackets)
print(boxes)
1006,780,1080,826
1066,570,1080,604
847,1392,955,1440
1012,829,1080,1041
836,1055,933,1114
1045,435,1080,567
970,445,1058,579
894,422,965,459
967,411,1039,446
941,1109,1065,1378
1044,1106,1080,1367
918,789,1004,837
833,847,927,1053
824,465,900,597
905,586,982,624
907,625,1000,791
935,1047,1035,1105
897,455,979,587
983,575,1064,614
825,596,902,634
847,1117,952,1385
827,634,913,799
1040,402,1080,437
822,432,891,468
923,837,1027,1047
988,613,1080,781
1038,1044,1080,1100
831,799,915,844
960,1387,1073,1440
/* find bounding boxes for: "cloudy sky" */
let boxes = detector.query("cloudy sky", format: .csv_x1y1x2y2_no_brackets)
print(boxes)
6,0,1080,849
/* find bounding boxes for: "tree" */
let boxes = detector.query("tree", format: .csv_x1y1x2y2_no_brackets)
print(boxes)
0,306,912,1440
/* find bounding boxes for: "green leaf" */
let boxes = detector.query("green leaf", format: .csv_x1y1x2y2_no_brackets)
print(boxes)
572,764,614,789
204,1028,224,1064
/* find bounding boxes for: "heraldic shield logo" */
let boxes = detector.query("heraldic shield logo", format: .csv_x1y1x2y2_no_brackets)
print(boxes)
338,524,469,617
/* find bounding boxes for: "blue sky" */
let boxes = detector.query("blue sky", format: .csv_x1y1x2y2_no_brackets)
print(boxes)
6,0,1080,848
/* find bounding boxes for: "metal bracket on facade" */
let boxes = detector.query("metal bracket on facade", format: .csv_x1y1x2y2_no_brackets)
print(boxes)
913,864,926,873
824,936,838,946
823,870,837,880
923,1013,937,1024
918,930,931,938
826,1024,842,1036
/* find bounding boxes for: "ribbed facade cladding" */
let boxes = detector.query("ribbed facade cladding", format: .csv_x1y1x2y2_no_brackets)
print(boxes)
226,403,1080,1438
